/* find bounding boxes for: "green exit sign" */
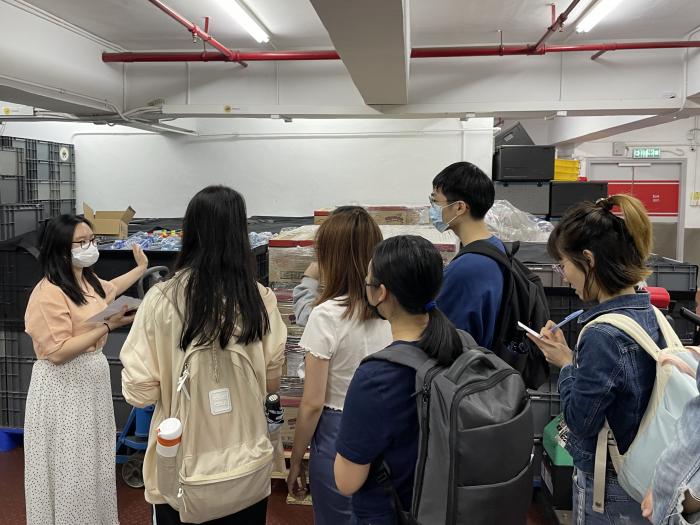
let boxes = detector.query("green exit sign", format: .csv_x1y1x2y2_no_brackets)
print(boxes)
632,147,661,159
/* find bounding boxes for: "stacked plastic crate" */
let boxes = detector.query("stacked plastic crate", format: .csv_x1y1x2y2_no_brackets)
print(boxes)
0,146,42,242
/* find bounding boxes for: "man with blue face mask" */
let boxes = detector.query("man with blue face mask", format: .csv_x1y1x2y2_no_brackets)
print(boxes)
430,161,505,349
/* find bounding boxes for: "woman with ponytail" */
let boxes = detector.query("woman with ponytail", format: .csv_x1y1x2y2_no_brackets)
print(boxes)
333,235,462,525
527,195,657,524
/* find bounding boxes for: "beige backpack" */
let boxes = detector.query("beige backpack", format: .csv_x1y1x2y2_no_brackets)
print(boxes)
156,340,273,523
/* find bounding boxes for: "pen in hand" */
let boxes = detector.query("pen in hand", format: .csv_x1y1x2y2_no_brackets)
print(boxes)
550,309,584,333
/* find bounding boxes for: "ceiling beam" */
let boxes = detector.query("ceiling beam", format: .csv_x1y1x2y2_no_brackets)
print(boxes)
308,0,409,105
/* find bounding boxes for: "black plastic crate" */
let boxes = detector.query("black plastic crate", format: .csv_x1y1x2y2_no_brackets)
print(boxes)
1,392,27,428
113,395,134,430
546,293,585,348
1,357,34,394
0,326,32,361
254,244,269,286
0,285,34,322
671,299,698,344
541,450,573,510
103,329,129,359
0,390,134,431
0,204,42,241
0,247,42,287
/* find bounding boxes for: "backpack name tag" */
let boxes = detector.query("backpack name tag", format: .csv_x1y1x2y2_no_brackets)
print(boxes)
209,388,232,415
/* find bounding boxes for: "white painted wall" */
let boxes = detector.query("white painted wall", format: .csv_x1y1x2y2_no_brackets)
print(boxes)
70,118,494,217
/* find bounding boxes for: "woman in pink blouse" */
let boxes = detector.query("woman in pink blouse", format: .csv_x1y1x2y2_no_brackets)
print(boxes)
23,214,148,525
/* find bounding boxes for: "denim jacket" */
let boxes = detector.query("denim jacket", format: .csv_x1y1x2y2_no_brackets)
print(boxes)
558,293,659,474
651,363,700,525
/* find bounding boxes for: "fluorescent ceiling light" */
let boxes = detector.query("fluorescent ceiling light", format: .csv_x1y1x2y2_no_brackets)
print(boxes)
220,0,269,43
565,0,595,26
576,0,624,33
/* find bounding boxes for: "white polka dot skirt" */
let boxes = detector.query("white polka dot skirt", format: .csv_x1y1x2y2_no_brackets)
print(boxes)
24,350,119,525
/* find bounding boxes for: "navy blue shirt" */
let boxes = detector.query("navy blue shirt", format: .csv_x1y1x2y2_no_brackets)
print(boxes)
437,236,505,348
336,343,420,525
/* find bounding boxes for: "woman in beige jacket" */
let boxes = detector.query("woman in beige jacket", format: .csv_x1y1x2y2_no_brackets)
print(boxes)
120,186,286,525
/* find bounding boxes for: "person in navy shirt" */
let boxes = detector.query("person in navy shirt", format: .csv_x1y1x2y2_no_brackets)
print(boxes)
334,235,465,525
429,161,504,348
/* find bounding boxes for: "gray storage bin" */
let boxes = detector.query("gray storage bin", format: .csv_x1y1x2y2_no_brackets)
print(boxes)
494,182,550,216
0,176,25,204
0,148,21,177
646,260,698,292
0,204,42,241
59,163,74,181
59,182,73,200
36,141,50,161
36,161,51,181
529,391,561,438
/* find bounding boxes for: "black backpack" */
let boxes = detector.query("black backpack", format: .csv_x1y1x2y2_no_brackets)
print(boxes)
366,331,534,525
456,239,550,390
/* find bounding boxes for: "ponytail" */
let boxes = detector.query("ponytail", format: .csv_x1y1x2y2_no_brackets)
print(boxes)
607,194,652,261
418,307,463,366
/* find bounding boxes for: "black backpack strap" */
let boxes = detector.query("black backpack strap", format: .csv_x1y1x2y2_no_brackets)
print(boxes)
374,460,420,525
456,238,512,268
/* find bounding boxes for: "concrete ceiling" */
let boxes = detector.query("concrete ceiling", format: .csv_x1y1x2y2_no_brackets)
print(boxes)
23,0,700,52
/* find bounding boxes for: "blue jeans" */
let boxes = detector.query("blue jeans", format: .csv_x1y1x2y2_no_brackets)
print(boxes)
310,408,352,525
572,468,647,525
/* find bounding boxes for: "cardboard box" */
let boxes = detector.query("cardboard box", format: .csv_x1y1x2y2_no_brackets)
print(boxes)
83,203,135,239
312,205,429,226
280,404,299,449
367,206,407,225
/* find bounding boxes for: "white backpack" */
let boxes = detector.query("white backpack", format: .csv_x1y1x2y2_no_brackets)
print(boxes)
578,307,699,512
157,342,274,523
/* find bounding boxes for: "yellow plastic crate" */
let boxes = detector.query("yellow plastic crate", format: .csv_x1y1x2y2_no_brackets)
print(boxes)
555,159,580,170
554,172,579,181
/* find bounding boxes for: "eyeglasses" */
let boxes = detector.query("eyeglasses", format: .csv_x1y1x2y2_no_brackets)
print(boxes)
365,282,381,289
429,194,457,208
72,237,100,250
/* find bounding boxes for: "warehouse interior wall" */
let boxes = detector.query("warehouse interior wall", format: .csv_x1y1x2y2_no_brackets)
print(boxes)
4,117,494,218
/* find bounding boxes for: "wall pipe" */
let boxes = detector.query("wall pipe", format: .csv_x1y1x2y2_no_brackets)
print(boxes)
103,40,700,63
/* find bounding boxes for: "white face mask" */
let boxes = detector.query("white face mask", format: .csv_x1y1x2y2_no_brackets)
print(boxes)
71,244,100,268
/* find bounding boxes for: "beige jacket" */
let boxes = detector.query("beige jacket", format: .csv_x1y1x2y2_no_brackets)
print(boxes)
120,278,286,505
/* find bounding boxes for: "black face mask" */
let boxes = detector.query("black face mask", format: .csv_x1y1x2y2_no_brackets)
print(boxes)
365,295,386,321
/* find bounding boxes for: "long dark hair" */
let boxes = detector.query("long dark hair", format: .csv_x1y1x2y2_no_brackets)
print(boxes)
547,194,652,301
370,235,462,366
174,185,270,350
316,206,383,320
39,214,106,306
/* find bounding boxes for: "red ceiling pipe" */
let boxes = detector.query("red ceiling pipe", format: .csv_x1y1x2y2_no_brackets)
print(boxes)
146,0,245,65
104,50,341,63
532,0,584,52
103,40,700,63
